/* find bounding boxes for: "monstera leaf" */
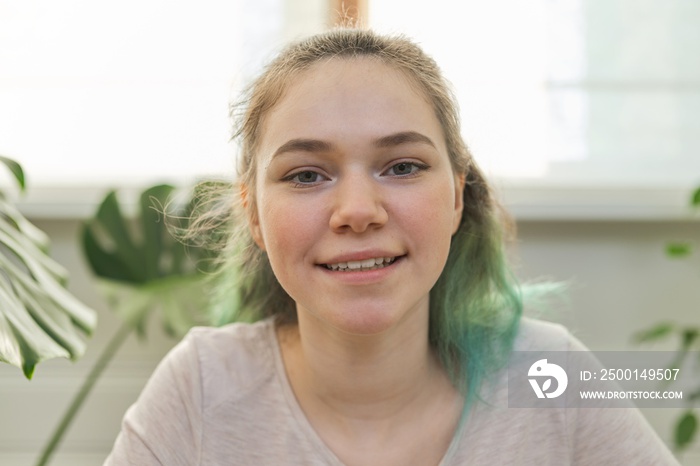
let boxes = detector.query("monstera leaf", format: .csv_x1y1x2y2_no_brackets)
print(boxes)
37,182,226,466
81,183,220,337
0,156,97,379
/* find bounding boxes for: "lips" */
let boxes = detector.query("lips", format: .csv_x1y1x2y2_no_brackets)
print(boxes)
323,256,398,271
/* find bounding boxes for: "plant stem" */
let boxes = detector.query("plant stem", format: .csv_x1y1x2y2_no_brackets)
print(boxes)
35,321,134,466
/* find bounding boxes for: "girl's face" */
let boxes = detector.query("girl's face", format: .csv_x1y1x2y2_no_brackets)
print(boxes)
249,58,464,336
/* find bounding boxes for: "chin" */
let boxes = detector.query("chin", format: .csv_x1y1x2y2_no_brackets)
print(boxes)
322,305,420,337
334,317,397,337
296,294,430,338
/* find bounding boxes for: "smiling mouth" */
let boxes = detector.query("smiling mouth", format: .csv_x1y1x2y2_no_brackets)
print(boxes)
322,256,400,271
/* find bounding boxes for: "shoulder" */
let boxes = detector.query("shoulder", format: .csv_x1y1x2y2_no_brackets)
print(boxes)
513,317,588,352
106,318,284,465
176,318,278,407
185,318,276,365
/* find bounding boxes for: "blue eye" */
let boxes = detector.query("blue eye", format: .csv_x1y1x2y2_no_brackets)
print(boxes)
385,162,428,177
391,162,414,175
284,170,327,186
293,171,320,183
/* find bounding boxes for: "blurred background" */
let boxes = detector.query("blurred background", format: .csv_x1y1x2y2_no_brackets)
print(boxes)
1,0,699,464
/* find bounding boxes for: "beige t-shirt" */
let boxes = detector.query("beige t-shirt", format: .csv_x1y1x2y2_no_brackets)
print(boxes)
104,318,678,465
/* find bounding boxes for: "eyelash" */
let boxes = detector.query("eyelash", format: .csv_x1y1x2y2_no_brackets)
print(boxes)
283,161,429,188
283,170,328,188
384,161,429,177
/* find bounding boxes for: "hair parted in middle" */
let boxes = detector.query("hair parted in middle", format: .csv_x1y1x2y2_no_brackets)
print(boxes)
207,27,523,406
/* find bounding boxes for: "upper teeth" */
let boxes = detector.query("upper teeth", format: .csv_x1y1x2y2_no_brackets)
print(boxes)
326,257,396,271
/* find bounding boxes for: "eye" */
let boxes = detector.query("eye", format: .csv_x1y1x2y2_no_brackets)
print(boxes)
284,170,328,186
384,162,428,177
295,171,319,183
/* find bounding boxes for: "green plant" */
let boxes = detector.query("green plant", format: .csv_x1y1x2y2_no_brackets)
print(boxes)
0,156,97,378
633,185,700,453
35,182,223,466
666,187,700,259
633,323,700,452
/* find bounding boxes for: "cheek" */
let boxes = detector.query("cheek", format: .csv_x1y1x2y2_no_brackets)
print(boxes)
393,182,457,254
257,194,322,266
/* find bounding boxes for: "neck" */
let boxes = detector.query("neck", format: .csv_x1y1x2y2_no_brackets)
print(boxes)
276,303,455,426
276,304,464,465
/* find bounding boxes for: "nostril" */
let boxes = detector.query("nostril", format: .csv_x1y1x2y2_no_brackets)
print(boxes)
329,208,388,232
329,197,388,232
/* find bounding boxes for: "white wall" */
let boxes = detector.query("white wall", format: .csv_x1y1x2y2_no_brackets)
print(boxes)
1,216,699,465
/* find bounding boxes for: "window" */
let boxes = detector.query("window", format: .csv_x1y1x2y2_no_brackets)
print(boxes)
0,0,326,188
370,0,700,189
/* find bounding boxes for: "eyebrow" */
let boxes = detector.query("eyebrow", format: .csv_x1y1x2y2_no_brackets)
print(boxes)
270,131,437,159
271,138,334,159
373,131,437,149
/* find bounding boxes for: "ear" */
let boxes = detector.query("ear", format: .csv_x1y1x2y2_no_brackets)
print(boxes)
452,173,465,234
240,183,266,251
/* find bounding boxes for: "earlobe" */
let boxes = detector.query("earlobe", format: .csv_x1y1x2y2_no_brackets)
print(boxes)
240,184,266,251
251,223,266,251
452,173,466,234
249,214,265,251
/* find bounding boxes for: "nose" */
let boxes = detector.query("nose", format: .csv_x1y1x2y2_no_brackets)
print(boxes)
329,173,388,233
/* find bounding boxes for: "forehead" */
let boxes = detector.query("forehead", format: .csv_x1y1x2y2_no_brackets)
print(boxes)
293,56,424,96
280,57,429,111
257,57,444,155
